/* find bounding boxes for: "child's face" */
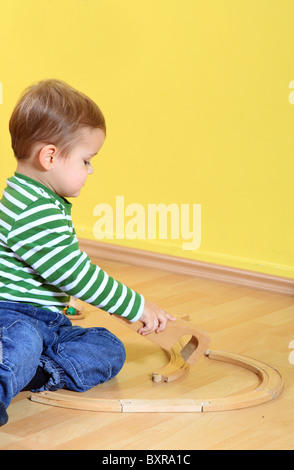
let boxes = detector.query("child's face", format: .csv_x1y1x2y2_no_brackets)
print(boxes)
53,127,105,198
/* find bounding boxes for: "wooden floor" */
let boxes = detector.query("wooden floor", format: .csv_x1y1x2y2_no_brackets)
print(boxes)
0,258,293,450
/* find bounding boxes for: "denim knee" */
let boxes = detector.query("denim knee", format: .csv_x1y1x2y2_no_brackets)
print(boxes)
0,320,43,407
50,327,126,392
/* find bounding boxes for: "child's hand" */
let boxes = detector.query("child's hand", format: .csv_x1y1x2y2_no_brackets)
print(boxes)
137,300,176,336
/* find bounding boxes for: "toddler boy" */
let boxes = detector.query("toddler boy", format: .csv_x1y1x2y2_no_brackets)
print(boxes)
0,80,174,426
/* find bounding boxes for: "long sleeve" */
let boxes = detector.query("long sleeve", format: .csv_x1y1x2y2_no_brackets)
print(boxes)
0,174,144,321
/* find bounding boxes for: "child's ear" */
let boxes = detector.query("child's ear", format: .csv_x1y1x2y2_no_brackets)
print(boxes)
38,145,58,170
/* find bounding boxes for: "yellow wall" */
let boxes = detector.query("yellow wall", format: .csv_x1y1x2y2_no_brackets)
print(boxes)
0,0,293,278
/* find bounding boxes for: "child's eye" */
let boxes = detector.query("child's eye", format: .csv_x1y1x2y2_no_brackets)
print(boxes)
84,160,90,166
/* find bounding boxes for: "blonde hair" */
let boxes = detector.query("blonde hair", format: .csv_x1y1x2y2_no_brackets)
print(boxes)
9,79,106,159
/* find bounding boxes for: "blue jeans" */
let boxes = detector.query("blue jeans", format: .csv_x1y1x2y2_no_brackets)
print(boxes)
0,301,126,409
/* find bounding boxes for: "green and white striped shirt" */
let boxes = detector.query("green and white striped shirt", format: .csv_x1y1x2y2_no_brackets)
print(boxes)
0,172,144,321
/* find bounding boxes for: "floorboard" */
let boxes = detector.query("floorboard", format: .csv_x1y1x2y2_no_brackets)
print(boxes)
0,258,293,450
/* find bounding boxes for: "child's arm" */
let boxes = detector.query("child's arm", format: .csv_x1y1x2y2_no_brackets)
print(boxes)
136,300,176,335
5,192,172,330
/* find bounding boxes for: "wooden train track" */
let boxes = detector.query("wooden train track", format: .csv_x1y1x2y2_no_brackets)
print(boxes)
30,316,284,413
